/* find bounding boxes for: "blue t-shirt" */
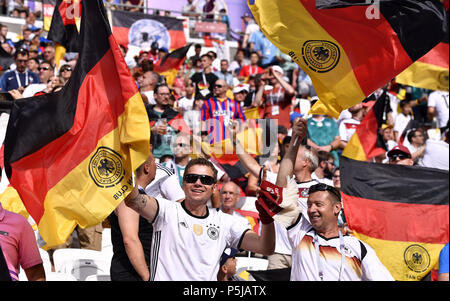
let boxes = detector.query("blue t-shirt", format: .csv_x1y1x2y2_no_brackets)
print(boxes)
439,243,449,274
254,35,278,66
0,70,40,92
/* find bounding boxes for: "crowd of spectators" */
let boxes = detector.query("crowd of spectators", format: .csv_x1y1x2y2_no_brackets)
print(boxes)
0,1,448,282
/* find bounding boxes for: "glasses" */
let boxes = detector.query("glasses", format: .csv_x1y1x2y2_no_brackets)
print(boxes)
308,183,341,202
61,67,72,72
38,66,50,71
184,174,216,185
389,153,410,161
214,85,224,88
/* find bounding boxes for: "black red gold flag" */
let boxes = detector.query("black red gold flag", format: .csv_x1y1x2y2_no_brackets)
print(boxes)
3,0,150,249
47,0,82,69
111,10,187,51
248,0,448,118
340,156,449,281
154,44,192,86
342,90,390,161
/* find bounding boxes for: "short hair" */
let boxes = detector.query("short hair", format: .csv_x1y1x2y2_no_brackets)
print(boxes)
317,150,333,164
27,57,39,65
40,60,54,70
407,129,419,143
301,145,319,173
220,181,240,195
309,183,341,204
200,53,212,60
249,51,259,58
184,157,218,183
154,83,170,95
400,99,410,108
194,43,202,49
14,48,28,59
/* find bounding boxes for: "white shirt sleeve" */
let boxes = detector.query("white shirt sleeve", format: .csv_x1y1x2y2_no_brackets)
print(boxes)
160,174,185,201
360,241,395,281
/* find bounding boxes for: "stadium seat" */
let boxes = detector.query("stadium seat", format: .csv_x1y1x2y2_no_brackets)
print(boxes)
52,248,111,281
46,272,78,281
85,274,111,281
236,256,268,272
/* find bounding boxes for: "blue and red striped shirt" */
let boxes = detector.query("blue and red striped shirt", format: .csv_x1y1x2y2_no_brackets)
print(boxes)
201,97,246,144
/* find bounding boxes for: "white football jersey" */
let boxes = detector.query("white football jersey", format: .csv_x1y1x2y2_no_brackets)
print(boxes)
150,198,251,281
288,214,394,281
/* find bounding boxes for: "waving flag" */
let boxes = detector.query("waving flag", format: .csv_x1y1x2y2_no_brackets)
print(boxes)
154,44,192,86
3,0,150,249
248,0,448,118
111,10,187,51
47,0,82,69
340,156,449,281
342,91,390,161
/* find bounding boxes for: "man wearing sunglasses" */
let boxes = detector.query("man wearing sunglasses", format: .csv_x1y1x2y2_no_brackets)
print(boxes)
387,145,414,166
0,48,39,92
200,79,246,144
125,157,275,281
22,61,55,98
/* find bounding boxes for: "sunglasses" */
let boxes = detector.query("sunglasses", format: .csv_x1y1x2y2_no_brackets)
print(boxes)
61,67,72,72
308,183,341,202
184,174,216,185
389,153,410,161
38,66,50,71
214,85,224,88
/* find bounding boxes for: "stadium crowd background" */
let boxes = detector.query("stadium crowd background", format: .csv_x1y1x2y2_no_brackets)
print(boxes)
0,0,448,282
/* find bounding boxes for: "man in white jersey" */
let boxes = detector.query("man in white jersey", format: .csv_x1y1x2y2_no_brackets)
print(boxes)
271,118,393,281
124,158,275,281
231,118,318,270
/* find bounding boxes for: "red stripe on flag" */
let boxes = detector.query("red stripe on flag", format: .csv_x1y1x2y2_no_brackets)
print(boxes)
9,44,136,223
417,42,449,68
301,0,412,96
342,193,449,244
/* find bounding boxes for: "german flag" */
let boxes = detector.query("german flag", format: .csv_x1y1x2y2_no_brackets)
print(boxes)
235,209,260,234
341,91,390,161
248,0,448,118
396,41,449,92
154,44,192,87
340,156,449,281
3,0,150,249
111,10,187,51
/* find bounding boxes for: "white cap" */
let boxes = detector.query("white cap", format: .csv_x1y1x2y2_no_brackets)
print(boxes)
233,84,249,94
271,65,284,76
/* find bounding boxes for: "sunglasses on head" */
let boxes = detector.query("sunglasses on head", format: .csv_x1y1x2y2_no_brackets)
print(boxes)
389,153,410,161
184,174,216,185
308,183,341,202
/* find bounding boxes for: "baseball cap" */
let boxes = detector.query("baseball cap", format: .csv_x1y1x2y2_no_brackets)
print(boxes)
151,41,159,49
387,145,412,158
220,248,238,266
241,13,251,18
271,65,284,76
232,84,249,94
290,112,303,123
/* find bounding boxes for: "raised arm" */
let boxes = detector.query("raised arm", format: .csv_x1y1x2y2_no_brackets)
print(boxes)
115,201,150,281
124,186,159,223
276,117,307,188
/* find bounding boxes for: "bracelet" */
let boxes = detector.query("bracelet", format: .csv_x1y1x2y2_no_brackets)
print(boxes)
329,144,333,151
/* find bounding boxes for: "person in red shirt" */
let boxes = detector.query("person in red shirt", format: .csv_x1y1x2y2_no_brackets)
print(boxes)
238,51,265,83
254,65,296,130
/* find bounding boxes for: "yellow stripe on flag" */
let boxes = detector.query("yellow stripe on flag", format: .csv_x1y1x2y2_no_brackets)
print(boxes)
0,186,30,220
248,0,366,118
342,133,367,161
244,107,260,120
396,60,449,92
55,42,66,71
353,231,444,281
38,92,150,249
